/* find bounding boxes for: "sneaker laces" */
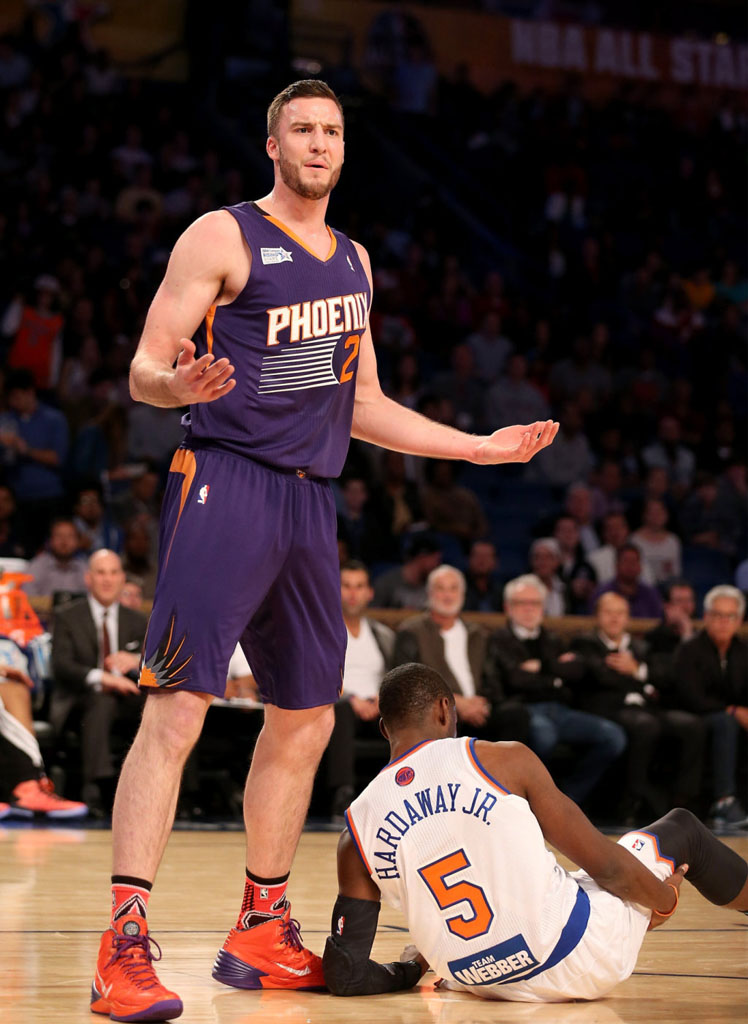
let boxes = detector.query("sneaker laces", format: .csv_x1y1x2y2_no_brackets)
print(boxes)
107,932,164,990
38,777,64,802
280,916,304,952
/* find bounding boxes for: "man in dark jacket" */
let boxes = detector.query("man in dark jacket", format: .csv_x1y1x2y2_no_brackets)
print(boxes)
50,549,147,811
572,592,704,821
674,585,748,828
393,565,529,743
485,574,625,807
644,580,698,699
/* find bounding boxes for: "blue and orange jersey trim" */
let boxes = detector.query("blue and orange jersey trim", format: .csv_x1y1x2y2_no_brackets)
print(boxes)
621,829,677,872
467,737,511,795
380,739,435,774
344,808,373,876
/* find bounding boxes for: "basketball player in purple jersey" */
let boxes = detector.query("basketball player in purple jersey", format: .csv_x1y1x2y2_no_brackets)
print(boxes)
91,80,559,1022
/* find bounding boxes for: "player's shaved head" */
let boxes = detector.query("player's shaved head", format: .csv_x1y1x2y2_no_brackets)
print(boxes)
379,663,455,733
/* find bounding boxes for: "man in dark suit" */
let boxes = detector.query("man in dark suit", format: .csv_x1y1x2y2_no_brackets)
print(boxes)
50,549,148,811
392,565,529,743
485,574,626,808
674,585,748,828
572,592,704,822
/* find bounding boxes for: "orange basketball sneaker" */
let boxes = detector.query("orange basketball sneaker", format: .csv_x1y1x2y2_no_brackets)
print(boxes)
91,914,183,1021
212,901,326,990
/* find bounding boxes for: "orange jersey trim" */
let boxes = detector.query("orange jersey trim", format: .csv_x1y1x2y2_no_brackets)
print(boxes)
466,737,511,794
163,448,197,569
261,213,337,263
205,303,217,354
621,830,676,871
382,739,435,773
344,808,373,876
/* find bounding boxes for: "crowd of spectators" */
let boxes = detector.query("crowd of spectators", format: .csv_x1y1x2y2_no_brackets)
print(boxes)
0,11,745,824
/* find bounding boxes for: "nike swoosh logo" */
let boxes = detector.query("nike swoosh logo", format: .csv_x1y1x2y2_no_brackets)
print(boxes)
274,963,312,977
96,971,113,998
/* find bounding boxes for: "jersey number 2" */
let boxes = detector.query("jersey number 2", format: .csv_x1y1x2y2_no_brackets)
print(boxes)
340,334,360,383
418,849,494,940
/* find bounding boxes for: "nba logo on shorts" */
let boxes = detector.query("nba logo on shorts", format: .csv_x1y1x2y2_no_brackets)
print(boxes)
197,484,210,505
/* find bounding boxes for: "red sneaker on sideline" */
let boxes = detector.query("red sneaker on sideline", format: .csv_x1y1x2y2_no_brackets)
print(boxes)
10,778,88,819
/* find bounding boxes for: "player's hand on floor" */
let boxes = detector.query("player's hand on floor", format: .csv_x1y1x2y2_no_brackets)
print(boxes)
473,420,559,465
401,944,430,978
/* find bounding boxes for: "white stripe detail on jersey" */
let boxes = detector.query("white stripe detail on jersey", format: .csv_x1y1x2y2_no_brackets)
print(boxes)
300,334,342,346
259,336,339,393
259,379,340,394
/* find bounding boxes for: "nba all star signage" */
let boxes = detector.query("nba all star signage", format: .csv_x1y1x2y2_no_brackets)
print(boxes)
292,1,748,95
510,20,746,90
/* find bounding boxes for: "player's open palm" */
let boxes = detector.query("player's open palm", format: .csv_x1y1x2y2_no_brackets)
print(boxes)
171,338,236,404
474,420,559,465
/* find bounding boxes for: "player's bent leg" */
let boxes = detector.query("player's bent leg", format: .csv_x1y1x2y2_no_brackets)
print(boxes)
212,703,334,991
92,690,211,1021
643,807,748,909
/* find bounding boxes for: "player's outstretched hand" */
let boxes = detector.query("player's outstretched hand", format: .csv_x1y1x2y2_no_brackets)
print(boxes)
171,338,236,404
648,863,688,931
400,944,430,978
473,420,559,465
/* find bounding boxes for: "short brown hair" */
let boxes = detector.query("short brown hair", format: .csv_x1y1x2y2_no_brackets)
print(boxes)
266,80,344,137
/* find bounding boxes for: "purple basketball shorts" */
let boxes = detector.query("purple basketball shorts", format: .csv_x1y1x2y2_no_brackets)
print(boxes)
139,446,345,709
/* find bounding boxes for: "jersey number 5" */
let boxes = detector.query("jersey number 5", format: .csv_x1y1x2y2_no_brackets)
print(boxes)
340,334,360,383
418,849,494,940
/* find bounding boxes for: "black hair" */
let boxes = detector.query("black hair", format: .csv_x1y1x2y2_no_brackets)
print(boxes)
340,559,369,577
379,663,454,733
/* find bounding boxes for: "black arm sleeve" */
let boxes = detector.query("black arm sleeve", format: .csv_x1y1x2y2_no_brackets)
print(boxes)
322,895,423,996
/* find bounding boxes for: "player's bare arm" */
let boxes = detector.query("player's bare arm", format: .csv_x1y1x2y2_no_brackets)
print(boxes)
350,242,559,464
323,827,427,995
130,211,244,408
475,741,685,919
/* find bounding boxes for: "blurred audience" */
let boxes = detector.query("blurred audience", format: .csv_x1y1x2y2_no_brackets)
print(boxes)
326,561,394,821
485,574,626,807
572,593,704,821
393,565,530,743
674,585,748,828
49,549,147,813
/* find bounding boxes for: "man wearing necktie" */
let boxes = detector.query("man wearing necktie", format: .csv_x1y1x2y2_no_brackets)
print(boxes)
50,549,148,812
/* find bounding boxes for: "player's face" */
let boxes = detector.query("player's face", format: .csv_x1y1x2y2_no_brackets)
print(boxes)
270,97,344,200
340,569,372,618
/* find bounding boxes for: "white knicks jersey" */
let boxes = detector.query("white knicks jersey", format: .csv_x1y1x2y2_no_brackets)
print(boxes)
345,737,590,998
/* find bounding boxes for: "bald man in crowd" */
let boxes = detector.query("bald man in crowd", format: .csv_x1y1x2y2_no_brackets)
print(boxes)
50,550,148,812
572,593,704,823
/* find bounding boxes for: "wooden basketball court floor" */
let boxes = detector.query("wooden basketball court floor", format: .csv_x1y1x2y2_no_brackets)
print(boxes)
1,823,745,1024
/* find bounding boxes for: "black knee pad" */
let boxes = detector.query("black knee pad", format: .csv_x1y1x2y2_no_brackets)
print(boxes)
647,808,748,905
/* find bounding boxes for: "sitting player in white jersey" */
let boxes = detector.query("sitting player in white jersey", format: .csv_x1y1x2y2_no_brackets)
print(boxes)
323,663,748,1002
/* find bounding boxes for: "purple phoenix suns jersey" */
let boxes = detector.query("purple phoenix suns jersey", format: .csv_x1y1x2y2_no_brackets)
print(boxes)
183,201,371,479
